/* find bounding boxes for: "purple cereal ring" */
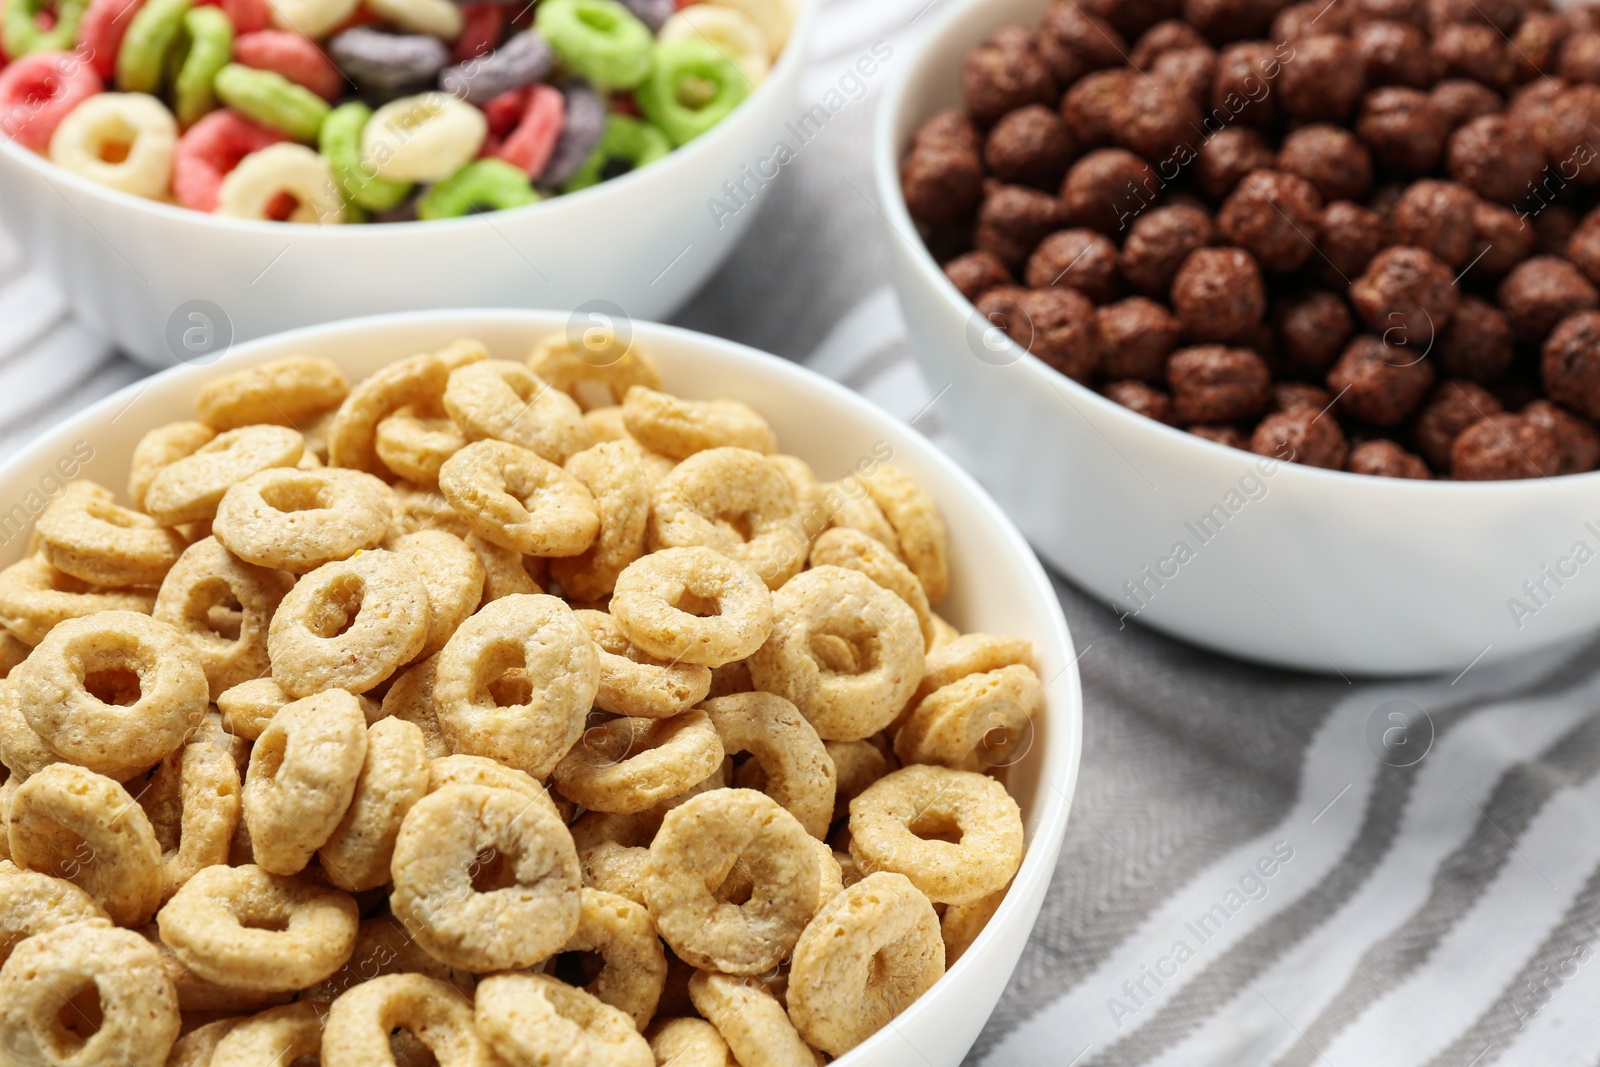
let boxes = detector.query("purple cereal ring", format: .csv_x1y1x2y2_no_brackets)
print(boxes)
537,79,605,191
328,27,451,94
438,30,554,105
618,0,672,32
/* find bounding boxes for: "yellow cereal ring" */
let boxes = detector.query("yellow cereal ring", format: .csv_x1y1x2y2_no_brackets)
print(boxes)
527,333,662,412
0,859,108,968
909,632,1033,708
49,92,178,200
392,530,485,659
463,531,543,603
0,680,60,781
860,465,950,606
647,1017,736,1067
940,883,1007,965
8,764,163,926
825,486,901,558
379,656,449,759
389,480,473,540
895,663,1043,771
610,547,773,668
390,783,581,972
376,405,467,485
299,914,477,1004
621,386,776,460
432,594,597,780
196,356,350,431
130,422,216,512
328,341,487,476
686,970,819,1067
323,974,501,1067
701,692,834,840
810,526,935,650
220,675,388,741
425,753,562,823
644,788,817,974
318,716,427,892
267,550,430,697
476,973,654,1067
211,1002,323,1067
560,887,667,1030
35,480,185,589
787,871,944,1056
825,738,892,823
217,145,347,224
551,441,649,601
650,448,805,590
0,920,179,1067
552,709,724,815
156,863,359,992
575,609,710,719
14,610,207,780
438,439,600,557
243,689,370,875
144,425,306,527
137,711,243,902
443,360,592,465
153,536,295,699
142,927,296,1014
748,566,925,742
849,765,1023,905
212,467,392,573
0,554,155,646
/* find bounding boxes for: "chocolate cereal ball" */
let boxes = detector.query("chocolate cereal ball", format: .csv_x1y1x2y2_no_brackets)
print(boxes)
1104,379,1175,422
1190,424,1250,448
1149,46,1218,110
1425,0,1520,35
1431,23,1514,89
1277,125,1374,202
984,105,1076,189
1077,0,1182,42
1327,335,1438,424
1542,309,1600,418
1452,413,1562,478
1120,202,1216,295
1273,0,1351,40
1524,399,1600,474
1131,19,1209,68
1357,87,1450,171
974,285,1030,335
1272,381,1334,412
1314,201,1386,282
1349,246,1459,345
1353,0,1428,29
1535,206,1581,258
900,112,984,227
975,184,1067,271
1508,77,1567,130
1430,80,1503,128
1061,69,1137,148
1212,42,1284,127
1393,180,1479,267
1099,297,1183,380
943,251,1013,302
1251,408,1350,467
1038,2,1127,86
1499,257,1600,342
1280,35,1366,122
1184,0,1279,42
1446,115,1545,205
1168,345,1272,423
1171,247,1267,341
1347,439,1433,476
1112,79,1205,163
1538,86,1600,184
1352,20,1436,88
1564,207,1600,287
1472,201,1537,275
1196,126,1276,201
963,26,1057,127
1437,297,1516,382
1061,149,1157,234
1026,229,1123,302
1218,169,1324,272
1274,289,1356,373
1018,287,1105,381
1413,380,1504,468
1557,30,1600,84
1512,12,1571,83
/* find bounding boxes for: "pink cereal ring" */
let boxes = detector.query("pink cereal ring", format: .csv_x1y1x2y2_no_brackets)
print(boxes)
78,0,145,79
173,107,287,211
195,0,269,32
0,51,102,153
493,82,563,179
233,31,344,101
451,2,504,64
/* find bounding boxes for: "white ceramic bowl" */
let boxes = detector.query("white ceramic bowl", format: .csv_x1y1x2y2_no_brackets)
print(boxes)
0,5,816,370
0,309,1081,1067
876,0,1600,677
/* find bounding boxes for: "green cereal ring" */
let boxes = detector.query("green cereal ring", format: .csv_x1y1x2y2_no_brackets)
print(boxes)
172,5,233,127
320,101,412,212
2,0,87,58
417,158,539,219
535,0,652,89
116,0,190,93
564,113,671,192
636,39,749,146
214,61,330,142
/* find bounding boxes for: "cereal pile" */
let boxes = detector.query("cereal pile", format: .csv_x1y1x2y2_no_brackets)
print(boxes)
0,0,785,220
902,0,1600,479
0,338,1043,1066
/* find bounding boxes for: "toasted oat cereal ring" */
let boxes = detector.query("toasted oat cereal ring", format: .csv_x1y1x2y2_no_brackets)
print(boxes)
267,550,430,697
650,448,805,591
0,787,11,860
443,360,592,465
389,481,472,540
0,555,156,646
138,712,243,902
849,765,1022,906
210,1002,322,1067
527,334,662,411
153,537,294,700
144,425,306,527
787,871,944,1056
583,405,631,443
196,357,349,431
770,453,828,536
219,675,389,742
940,883,1007,966
0,631,27,679
610,547,772,668
432,594,597,780
686,970,818,1067
476,973,653,1067
14,610,207,781
930,613,959,647
0,680,61,781
380,656,450,759
243,689,369,876
859,465,949,606
35,480,186,589
439,440,600,557
143,925,296,1014
165,1018,243,1067
0,920,178,1067
551,441,649,601
129,422,217,512
7,764,163,926
425,753,561,822
708,658,754,698
463,532,543,604
390,783,581,971
896,664,1042,772
621,386,777,460
826,738,892,823
376,405,468,485
157,863,359,991
910,633,1033,708
317,717,427,892
323,974,501,1067
300,914,477,1004
748,566,924,743
644,789,816,974
552,709,724,815
825,486,901,558
0,859,107,968
711,820,841,919
392,531,485,659
559,887,667,1030
702,693,834,840
810,527,935,650
328,341,488,476
570,766,727,904
575,609,710,719
648,1017,735,1067
213,467,392,573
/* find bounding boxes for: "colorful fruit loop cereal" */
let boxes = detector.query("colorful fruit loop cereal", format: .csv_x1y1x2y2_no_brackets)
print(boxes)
0,0,789,220
0,334,1041,1064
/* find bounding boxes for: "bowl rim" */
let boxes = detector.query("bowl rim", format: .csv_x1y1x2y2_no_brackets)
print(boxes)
871,0,1600,495
0,0,819,236
0,308,1084,1061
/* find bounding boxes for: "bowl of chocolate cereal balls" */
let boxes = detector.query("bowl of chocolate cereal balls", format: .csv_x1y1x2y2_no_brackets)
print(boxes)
0,309,1080,1067
878,0,1600,675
